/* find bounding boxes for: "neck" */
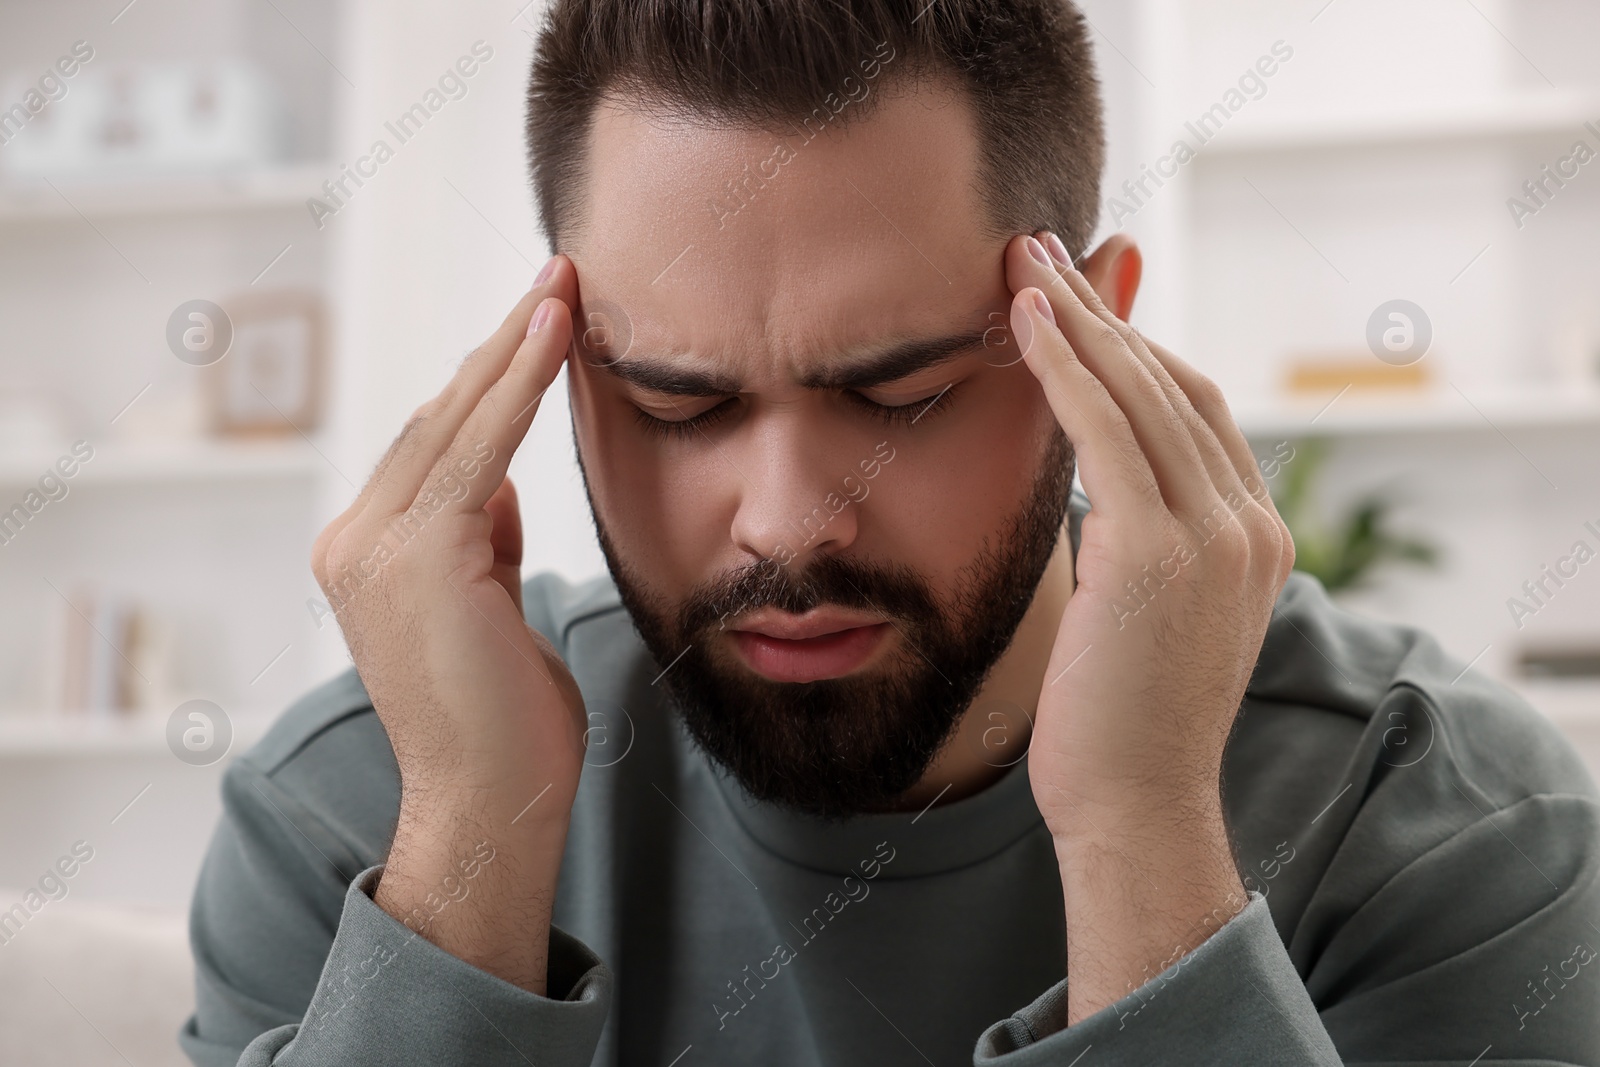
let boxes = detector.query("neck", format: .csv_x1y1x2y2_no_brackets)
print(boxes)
891,523,1076,811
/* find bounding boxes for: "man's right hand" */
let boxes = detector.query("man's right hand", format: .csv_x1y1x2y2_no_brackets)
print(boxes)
309,255,585,995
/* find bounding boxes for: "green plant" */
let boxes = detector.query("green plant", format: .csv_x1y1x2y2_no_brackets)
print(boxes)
1271,438,1438,594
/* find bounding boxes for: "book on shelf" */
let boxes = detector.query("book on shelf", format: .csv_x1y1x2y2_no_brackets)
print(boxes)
42,584,174,718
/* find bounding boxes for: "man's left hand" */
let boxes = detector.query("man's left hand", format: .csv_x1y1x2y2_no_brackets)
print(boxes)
1005,231,1296,1025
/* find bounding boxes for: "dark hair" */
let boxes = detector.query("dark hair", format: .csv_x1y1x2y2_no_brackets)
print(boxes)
526,0,1105,257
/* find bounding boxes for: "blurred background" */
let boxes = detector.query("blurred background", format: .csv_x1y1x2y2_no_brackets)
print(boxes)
0,0,1597,1061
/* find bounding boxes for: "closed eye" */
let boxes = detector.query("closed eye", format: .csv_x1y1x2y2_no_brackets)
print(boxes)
630,382,962,441
841,383,959,426
630,398,737,441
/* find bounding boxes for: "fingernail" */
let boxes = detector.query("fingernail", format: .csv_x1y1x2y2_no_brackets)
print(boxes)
1025,236,1052,267
1044,232,1072,269
1011,301,1034,356
1031,288,1055,325
529,300,552,336
534,255,557,287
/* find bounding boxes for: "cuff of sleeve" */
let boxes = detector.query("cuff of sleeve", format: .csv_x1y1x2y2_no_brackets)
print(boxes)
286,864,611,1067
974,893,1339,1065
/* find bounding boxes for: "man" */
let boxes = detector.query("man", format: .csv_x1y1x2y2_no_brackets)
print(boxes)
180,1,1600,1064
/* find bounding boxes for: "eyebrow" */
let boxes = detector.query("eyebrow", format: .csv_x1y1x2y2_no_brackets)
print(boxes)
588,329,993,398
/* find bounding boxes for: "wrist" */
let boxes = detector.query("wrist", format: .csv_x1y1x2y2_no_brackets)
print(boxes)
1048,779,1242,921
397,756,579,831
1038,761,1225,850
385,788,571,909
376,786,574,994
1051,795,1247,1026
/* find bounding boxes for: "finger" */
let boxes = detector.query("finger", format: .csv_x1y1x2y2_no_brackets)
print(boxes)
1007,235,1213,518
1031,236,1249,509
312,258,574,577
1141,335,1275,512
1141,334,1296,589
484,476,524,618
1010,285,1162,520
360,257,575,523
425,295,574,514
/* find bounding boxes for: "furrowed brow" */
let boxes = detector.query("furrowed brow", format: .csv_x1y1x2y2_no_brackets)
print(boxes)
799,330,992,391
589,356,741,398
592,328,992,397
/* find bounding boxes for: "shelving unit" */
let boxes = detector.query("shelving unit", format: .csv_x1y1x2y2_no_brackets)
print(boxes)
0,163,330,221
0,438,327,485
1095,0,1600,784
1233,385,1600,440
1109,0,1600,409
0,711,278,757
1519,680,1600,726
1515,680,1600,775
0,0,354,904
1199,91,1600,156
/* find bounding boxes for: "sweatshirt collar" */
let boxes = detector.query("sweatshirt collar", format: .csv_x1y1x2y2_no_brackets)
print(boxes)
707,749,1048,879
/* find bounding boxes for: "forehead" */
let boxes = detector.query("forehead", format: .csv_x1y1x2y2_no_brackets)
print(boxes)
570,78,1006,376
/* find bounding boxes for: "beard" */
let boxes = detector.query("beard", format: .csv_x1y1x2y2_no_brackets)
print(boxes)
577,425,1075,822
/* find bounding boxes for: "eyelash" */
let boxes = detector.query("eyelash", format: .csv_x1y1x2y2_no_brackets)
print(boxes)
631,401,733,441
631,384,962,442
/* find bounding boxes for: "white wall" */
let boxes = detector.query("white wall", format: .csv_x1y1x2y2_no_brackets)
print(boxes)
325,0,604,622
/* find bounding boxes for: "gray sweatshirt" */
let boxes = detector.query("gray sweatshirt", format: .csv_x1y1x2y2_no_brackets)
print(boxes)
179,528,1600,1065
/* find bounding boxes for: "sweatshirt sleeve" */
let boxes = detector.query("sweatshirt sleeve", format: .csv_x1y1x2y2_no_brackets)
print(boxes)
178,757,612,1067
974,793,1600,1067
973,892,1342,1065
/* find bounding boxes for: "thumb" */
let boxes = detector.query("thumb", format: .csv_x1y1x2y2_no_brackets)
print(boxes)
484,476,524,618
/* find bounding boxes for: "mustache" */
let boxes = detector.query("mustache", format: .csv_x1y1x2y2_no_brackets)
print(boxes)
678,552,940,638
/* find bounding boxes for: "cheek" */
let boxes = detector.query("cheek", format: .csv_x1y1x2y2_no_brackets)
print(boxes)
569,369,734,591
865,373,1054,592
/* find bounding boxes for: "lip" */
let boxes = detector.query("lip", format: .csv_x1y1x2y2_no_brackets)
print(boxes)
731,606,888,641
727,609,892,682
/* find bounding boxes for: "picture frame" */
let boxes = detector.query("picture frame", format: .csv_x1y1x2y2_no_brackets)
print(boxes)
202,288,326,436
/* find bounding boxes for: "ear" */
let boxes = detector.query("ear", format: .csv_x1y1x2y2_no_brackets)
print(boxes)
1076,233,1143,323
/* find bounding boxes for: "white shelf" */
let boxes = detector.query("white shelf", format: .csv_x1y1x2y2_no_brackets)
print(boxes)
1234,386,1600,440
0,438,328,486
0,711,277,757
1515,680,1600,728
0,163,330,222
1196,92,1600,157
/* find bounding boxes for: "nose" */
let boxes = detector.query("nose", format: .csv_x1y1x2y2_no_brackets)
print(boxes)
728,422,861,571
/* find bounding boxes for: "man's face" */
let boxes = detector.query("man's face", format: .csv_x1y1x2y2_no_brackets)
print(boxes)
566,77,1075,820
